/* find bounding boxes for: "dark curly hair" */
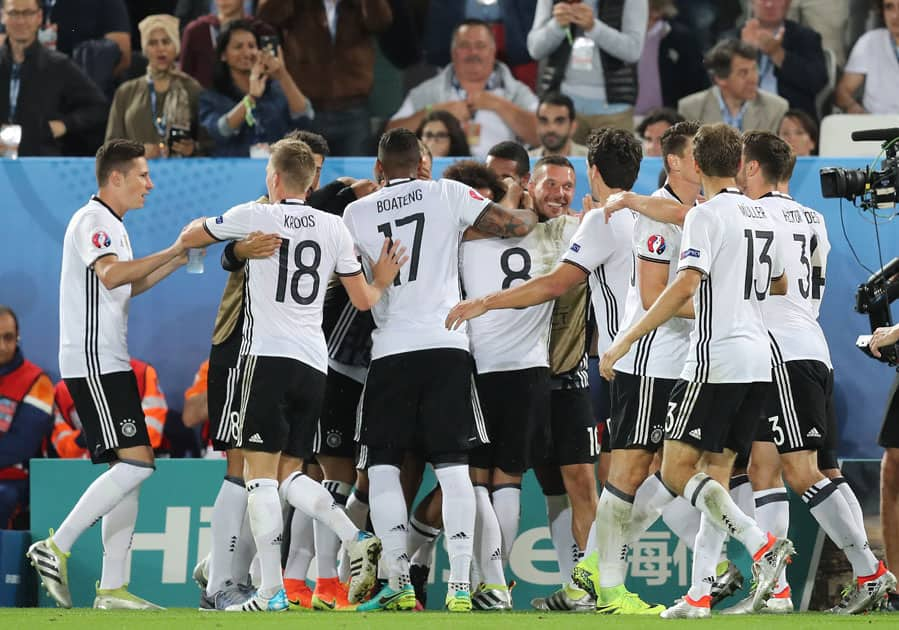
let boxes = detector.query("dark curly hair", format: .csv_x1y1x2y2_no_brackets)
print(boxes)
416,110,471,157
442,159,506,201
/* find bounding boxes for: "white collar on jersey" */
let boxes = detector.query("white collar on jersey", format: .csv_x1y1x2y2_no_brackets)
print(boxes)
280,198,306,205
385,178,414,187
760,190,793,201
717,187,743,195
90,195,123,222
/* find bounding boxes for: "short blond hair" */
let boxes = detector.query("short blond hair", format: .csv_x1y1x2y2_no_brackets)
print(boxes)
269,138,316,193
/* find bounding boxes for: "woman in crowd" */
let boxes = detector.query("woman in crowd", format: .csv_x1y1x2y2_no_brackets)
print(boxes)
106,14,209,158
415,110,471,158
778,109,818,157
199,19,313,157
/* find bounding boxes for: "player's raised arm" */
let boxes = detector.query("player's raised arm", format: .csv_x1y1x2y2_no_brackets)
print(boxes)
472,202,538,238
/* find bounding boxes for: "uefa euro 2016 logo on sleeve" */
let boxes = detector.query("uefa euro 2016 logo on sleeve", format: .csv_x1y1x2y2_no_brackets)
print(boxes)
91,230,111,249
648,234,666,255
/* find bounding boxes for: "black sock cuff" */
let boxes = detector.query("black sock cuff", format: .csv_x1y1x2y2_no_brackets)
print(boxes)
689,474,713,507
755,490,789,507
802,479,838,508
604,481,635,503
224,475,245,487
655,471,678,497
729,473,750,489
493,483,522,491
352,488,369,504
831,476,847,486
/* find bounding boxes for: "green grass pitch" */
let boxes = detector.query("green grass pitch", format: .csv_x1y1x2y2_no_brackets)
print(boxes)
1,609,897,629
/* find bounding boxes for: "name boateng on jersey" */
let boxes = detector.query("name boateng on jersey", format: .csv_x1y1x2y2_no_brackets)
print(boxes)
204,199,361,373
343,178,490,359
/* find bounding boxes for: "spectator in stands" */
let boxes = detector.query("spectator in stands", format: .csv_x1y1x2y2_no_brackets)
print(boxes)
636,0,708,115
529,91,587,157
486,140,531,186
0,306,53,529
423,1,539,89
124,1,179,54
527,0,647,136
45,0,132,92
177,0,258,30
199,19,312,157
389,19,538,159
673,0,743,53
737,0,827,120
415,109,470,158
788,0,851,65
180,0,262,89
52,358,167,459
778,108,818,156
257,0,392,156
0,0,108,156
836,0,899,115
106,15,208,158
678,39,788,133
636,106,685,157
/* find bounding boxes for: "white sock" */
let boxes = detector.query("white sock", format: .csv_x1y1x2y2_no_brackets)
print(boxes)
233,510,256,585
586,521,596,554
802,479,879,576
206,476,247,595
345,488,370,529
53,462,153,553
491,484,520,564
246,478,284,597
99,487,139,590
687,512,728,601
730,474,755,520
410,537,437,567
474,485,505,588
662,496,701,551
545,494,576,585
627,472,677,542
684,473,768,555
596,484,633,588
313,480,351,580
284,508,315,581
407,514,441,560
833,477,866,534
282,472,358,543
754,487,790,590
435,465,475,589
368,465,410,588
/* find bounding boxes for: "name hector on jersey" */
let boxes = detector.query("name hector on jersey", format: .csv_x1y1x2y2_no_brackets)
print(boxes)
284,214,316,229
376,189,424,213
778,209,821,224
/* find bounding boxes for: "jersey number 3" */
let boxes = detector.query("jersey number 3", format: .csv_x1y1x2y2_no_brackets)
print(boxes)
276,238,321,305
377,213,425,286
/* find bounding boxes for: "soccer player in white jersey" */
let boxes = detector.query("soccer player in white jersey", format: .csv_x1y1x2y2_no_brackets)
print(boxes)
179,139,406,612
718,132,896,614
27,140,189,610
445,129,639,610
342,128,538,612
565,121,703,615
600,123,795,618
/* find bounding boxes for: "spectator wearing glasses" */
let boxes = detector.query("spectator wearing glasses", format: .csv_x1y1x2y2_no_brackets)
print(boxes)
0,0,108,156
415,109,470,158
106,14,209,158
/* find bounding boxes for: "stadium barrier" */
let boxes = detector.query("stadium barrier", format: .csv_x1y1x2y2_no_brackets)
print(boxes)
28,458,829,610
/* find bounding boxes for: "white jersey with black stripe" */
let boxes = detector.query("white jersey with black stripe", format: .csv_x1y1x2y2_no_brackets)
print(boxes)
59,197,133,378
677,189,784,383
615,186,692,379
561,206,636,354
758,192,832,367
460,216,577,374
205,198,362,374
343,178,491,360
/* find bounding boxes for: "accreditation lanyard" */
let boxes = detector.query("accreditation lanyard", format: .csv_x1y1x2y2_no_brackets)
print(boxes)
9,63,20,121
147,75,166,138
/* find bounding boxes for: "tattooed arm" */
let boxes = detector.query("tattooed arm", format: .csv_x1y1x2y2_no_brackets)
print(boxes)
472,203,538,238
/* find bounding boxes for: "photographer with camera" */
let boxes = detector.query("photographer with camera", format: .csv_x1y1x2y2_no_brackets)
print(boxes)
105,15,209,158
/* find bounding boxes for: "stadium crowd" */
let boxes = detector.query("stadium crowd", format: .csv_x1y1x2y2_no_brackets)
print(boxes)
4,0,899,618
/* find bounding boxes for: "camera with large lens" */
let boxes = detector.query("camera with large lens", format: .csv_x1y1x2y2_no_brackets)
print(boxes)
820,128,899,209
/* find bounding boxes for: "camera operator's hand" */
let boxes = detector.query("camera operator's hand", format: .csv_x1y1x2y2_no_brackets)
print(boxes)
870,324,899,358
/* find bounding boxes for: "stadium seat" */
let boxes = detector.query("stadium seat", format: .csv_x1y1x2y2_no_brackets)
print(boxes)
815,47,837,119
818,113,899,157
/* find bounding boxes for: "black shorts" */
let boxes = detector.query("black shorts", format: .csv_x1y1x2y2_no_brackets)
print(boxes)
535,387,598,466
666,380,766,454
207,361,242,451
64,371,149,464
755,361,832,454
469,367,550,474
609,371,676,452
879,371,899,449
235,355,326,457
358,349,485,459
316,369,363,459
588,356,611,454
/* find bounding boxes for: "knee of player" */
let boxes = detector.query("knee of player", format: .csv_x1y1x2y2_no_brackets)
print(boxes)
779,454,820,495
608,468,648,497
747,460,782,490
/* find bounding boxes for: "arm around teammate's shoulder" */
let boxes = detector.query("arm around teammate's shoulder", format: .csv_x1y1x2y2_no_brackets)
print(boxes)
341,238,409,311
472,202,538,239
